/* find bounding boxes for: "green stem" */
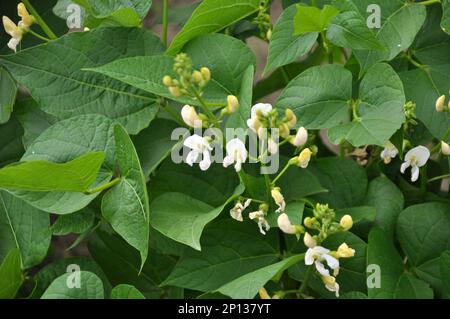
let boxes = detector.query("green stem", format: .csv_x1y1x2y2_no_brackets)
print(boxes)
161,100,186,127
162,0,169,47
85,177,121,194
404,52,426,69
27,29,51,42
300,198,315,208
351,100,360,121
23,0,57,40
428,173,450,183
263,170,272,202
417,0,441,5
298,265,315,297
271,162,291,185
191,89,218,126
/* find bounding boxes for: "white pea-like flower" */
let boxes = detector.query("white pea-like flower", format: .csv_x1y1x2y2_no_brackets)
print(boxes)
223,138,247,172
271,187,285,213
305,246,340,277
292,127,308,147
380,141,398,164
2,16,23,52
322,275,340,298
184,134,213,171
229,199,251,222
247,103,272,133
277,213,297,234
400,146,430,182
249,210,270,235
181,105,202,128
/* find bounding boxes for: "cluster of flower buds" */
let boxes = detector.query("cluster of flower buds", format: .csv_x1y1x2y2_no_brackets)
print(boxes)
162,53,211,98
404,101,417,126
436,95,449,113
2,3,35,52
253,0,273,40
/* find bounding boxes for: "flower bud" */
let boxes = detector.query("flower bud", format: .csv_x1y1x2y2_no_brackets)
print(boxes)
17,3,35,28
163,75,173,87
285,109,297,128
192,70,203,83
336,243,355,258
266,29,272,41
168,86,181,97
303,232,317,248
297,148,312,168
200,67,211,82
181,105,202,128
258,288,271,299
436,95,446,112
279,123,290,139
339,215,353,231
441,141,450,156
304,217,314,229
291,127,308,147
271,187,285,213
226,95,239,113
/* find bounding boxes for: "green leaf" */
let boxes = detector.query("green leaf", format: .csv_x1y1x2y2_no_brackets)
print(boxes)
30,256,111,298
161,220,279,292
52,208,95,236
327,63,405,146
150,183,244,250
217,254,304,299
336,206,376,224
276,64,352,129
442,0,450,34
0,28,164,134
265,5,318,73
0,249,23,299
400,65,450,140
308,157,367,209
88,230,175,298
0,118,24,168
294,4,340,35
166,0,260,55
268,201,304,228
367,227,404,298
10,114,116,214
0,190,50,268
0,67,16,124
0,152,104,192
364,176,404,237
41,271,104,299
440,251,450,297
353,2,426,73
397,202,450,266
394,273,433,299
414,257,444,297
110,284,145,299
101,124,150,268
226,65,254,130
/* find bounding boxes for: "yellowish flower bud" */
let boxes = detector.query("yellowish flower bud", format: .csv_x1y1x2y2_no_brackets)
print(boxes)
192,70,203,83
168,86,181,97
163,75,173,87
340,215,353,231
441,141,450,156
336,243,355,258
258,288,271,299
297,148,312,168
304,217,314,229
285,108,297,128
303,232,316,248
17,3,35,28
436,95,446,112
226,95,239,113
181,105,202,128
83,27,90,32
200,67,211,82
279,123,290,139
266,29,272,41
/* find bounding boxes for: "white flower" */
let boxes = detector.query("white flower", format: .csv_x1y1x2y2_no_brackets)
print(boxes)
303,232,317,248
223,138,247,172
292,127,308,147
3,16,23,52
249,210,270,235
271,187,285,213
400,146,430,182
277,213,297,234
181,105,202,128
380,142,398,164
247,103,272,132
305,246,339,277
267,137,278,154
184,134,213,171
322,276,340,298
229,199,251,222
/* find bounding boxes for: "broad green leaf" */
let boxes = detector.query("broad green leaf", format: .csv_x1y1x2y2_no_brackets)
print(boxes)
52,208,95,236
367,227,404,298
0,118,24,168
110,284,145,299
41,271,104,299
10,114,116,214
0,67,16,124
30,256,111,298
400,65,450,140
150,183,245,250
308,157,367,209
414,257,444,297
133,118,181,177
442,0,450,34
294,4,340,35
166,0,260,55
328,63,405,146
88,230,175,299
162,220,279,292
0,190,50,268
364,176,404,237
397,202,450,266
276,64,352,129
0,28,164,134
0,152,104,192
441,251,450,297
336,206,376,224
353,2,426,73
102,124,150,268
394,273,433,299
226,65,254,130
0,249,23,299
217,254,304,299
14,99,58,149
265,5,318,73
